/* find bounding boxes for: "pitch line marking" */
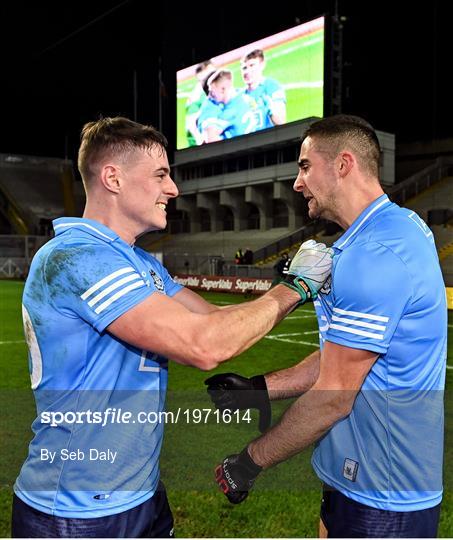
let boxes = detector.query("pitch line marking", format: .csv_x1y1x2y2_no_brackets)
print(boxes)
265,335,318,347
271,331,319,337
1,339,452,369
287,315,317,320
265,333,453,371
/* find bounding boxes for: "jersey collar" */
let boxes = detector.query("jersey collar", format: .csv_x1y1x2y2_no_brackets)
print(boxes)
333,194,392,251
53,217,120,243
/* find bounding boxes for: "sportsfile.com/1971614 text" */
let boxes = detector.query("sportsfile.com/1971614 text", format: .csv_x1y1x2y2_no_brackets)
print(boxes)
40,408,252,427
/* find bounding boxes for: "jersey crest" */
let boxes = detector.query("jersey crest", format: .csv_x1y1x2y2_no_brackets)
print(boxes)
150,269,164,291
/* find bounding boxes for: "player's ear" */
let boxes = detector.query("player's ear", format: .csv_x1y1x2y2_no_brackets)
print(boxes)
100,164,121,194
337,151,354,178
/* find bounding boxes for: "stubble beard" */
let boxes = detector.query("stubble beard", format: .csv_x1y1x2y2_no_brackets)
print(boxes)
308,195,337,223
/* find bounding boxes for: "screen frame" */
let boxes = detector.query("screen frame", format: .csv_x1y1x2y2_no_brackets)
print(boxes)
176,15,327,151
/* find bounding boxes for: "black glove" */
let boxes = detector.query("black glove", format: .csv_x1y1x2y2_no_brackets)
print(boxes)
205,373,271,432
215,447,262,504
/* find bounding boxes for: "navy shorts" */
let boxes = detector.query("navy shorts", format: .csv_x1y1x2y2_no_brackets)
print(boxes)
320,485,441,538
11,482,174,538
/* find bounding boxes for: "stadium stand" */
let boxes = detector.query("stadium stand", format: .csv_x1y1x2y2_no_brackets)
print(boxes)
157,156,453,286
0,154,75,277
0,153,74,235
0,138,451,285
146,228,294,276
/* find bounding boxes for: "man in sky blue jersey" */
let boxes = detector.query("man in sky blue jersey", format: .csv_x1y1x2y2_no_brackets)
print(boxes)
12,116,334,537
241,49,286,131
197,69,258,142
207,115,447,537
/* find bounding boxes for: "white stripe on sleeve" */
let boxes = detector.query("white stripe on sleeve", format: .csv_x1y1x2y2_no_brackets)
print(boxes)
94,281,146,314
331,315,386,332
81,267,135,300
329,323,384,340
333,307,389,323
88,273,143,307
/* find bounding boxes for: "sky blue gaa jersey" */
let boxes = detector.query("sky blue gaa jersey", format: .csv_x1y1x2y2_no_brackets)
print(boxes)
197,91,258,139
244,78,286,130
14,217,183,518
312,194,447,511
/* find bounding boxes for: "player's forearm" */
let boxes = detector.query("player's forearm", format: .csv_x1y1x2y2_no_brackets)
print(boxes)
270,104,286,125
199,284,299,368
248,385,355,469
265,350,321,400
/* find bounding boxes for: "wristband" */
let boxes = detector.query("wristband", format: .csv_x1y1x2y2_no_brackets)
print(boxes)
280,274,314,304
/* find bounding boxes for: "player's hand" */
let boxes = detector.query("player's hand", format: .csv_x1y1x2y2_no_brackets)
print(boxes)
281,240,333,303
205,373,271,432
215,447,262,504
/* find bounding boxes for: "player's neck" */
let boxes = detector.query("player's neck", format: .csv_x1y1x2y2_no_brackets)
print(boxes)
247,77,264,90
334,184,385,230
83,204,138,246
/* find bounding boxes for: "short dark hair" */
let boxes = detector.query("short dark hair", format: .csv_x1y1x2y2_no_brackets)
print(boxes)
303,115,381,178
195,59,213,74
242,49,265,63
78,117,167,186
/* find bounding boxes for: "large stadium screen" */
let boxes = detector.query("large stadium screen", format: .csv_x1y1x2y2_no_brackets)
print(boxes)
176,16,324,150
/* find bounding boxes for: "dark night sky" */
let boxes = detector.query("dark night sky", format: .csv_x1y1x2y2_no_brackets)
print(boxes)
0,1,451,163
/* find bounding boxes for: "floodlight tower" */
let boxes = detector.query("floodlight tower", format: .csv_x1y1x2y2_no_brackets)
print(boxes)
326,2,345,115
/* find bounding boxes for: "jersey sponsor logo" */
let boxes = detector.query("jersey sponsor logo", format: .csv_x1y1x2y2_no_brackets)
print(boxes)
150,269,165,291
343,458,359,482
243,94,258,109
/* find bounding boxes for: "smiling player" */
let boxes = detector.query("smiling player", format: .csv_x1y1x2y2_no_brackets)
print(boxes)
12,116,333,537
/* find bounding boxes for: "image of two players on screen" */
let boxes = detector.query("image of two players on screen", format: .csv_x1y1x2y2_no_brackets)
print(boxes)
186,49,286,145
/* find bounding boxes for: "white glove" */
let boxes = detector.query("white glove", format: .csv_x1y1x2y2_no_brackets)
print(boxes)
282,240,333,303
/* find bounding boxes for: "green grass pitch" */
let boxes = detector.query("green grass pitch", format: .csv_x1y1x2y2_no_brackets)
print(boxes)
0,281,452,536
177,29,324,149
